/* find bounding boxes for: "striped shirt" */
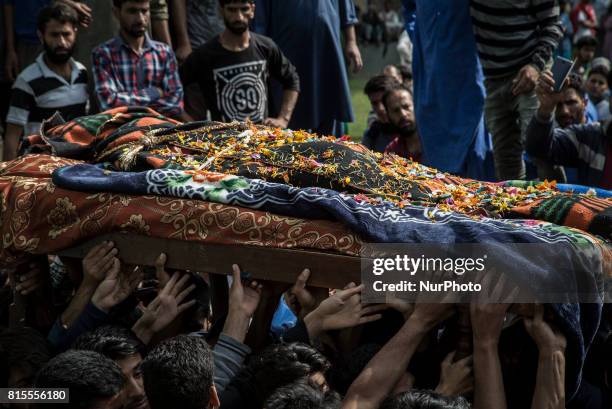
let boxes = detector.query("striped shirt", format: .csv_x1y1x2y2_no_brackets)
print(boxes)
526,113,611,188
470,0,563,78
6,53,88,136
91,35,183,117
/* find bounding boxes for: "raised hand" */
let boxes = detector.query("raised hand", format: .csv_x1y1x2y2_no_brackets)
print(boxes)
91,261,142,313
286,268,317,317
229,264,263,318
134,270,197,344
524,304,566,353
82,241,119,284
14,261,46,296
436,351,474,397
304,283,387,338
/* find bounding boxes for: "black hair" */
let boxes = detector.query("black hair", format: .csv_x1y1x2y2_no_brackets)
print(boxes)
72,325,143,361
142,334,214,409
565,73,587,99
379,390,471,409
382,85,412,111
0,327,51,387
264,378,341,409
589,64,610,80
364,75,401,97
35,350,125,409
37,3,79,33
113,0,150,9
242,342,330,406
576,35,598,49
219,0,255,5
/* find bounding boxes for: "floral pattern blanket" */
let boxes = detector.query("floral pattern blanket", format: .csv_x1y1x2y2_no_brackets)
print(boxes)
10,106,612,396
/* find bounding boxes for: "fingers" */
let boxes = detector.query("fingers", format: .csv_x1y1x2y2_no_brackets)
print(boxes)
295,268,310,289
442,350,455,366
177,299,197,314
171,273,191,297
512,76,529,95
176,283,196,304
107,258,121,280
358,313,382,325
155,253,168,279
231,264,242,284
161,271,180,296
361,304,388,316
337,284,364,301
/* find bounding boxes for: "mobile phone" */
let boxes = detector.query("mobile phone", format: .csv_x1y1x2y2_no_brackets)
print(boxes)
551,56,575,92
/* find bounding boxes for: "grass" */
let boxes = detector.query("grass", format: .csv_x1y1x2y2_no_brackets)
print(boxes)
347,76,369,142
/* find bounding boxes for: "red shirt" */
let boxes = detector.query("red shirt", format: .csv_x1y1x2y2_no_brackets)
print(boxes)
384,136,422,163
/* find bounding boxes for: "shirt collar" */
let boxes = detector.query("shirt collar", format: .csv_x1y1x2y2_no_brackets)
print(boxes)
35,52,79,84
115,33,154,53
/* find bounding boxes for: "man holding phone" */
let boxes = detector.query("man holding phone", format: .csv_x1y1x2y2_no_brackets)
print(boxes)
525,70,612,189
470,1,563,181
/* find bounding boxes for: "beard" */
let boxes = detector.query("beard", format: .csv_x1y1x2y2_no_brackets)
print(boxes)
394,119,417,137
44,43,74,64
225,19,248,35
127,24,147,38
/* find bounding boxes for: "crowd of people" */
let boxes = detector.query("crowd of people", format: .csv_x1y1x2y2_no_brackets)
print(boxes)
0,0,611,408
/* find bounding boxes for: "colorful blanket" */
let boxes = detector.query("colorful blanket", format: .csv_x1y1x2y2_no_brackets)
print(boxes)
13,107,612,396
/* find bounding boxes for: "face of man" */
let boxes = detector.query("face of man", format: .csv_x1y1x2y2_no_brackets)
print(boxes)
586,73,608,101
386,89,416,136
579,45,596,63
368,91,389,123
115,0,150,39
38,19,76,65
555,87,586,128
116,354,149,409
221,2,255,35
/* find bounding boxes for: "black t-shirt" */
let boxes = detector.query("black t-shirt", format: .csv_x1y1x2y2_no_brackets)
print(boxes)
181,33,300,123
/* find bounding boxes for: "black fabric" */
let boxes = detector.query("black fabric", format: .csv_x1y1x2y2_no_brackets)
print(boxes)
181,33,299,123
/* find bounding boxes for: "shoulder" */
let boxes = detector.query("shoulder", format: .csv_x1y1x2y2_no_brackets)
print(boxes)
150,39,173,54
15,62,43,86
73,59,87,72
92,39,117,56
251,32,278,49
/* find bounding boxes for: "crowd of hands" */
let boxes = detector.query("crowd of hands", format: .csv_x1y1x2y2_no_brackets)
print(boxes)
8,241,567,409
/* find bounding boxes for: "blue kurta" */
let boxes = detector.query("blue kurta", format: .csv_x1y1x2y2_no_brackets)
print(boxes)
403,0,494,179
254,0,357,131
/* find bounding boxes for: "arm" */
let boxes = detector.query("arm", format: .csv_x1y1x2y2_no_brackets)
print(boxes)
56,0,92,28
338,0,362,72
170,0,192,63
531,1,563,73
470,303,511,409
3,123,22,161
526,71,582,167
150,0,171,46
3,3,19,82
151,47,184,118
92,47,164,110
342,304,453,409
524,305,566,409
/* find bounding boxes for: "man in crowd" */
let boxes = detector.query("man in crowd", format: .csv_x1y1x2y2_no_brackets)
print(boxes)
526,70,612,189
555,74,590,129
180,0,300,127
73,326,149,409
254,0,362,136
3,3,88,161
91,0,185,119
382,85,421,163
470,0,562,181
585,65,611,122
142,335,220,409
35,349,126,409
574,34,598,77
361,74,400,153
